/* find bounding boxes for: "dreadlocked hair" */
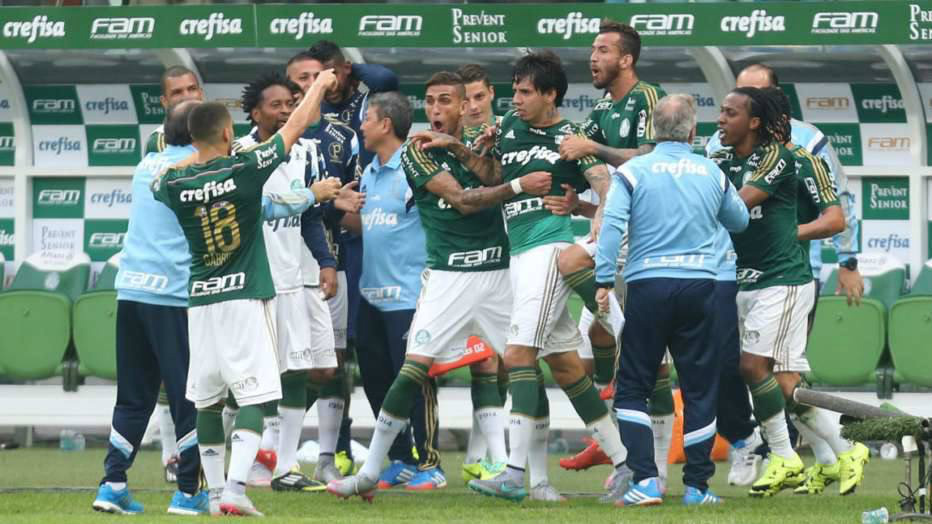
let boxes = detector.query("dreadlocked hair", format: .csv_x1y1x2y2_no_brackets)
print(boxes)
241,72,302,125
761,87,792,144
730,86,782,146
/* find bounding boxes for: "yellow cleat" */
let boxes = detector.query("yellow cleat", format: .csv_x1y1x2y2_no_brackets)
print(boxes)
793,462,840,495
335,451,357,477
462,462,483,484
749,453,804,498
838,442,870,495
462,461,505,484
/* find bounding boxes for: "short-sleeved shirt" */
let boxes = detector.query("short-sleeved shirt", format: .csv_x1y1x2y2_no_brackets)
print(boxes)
791,144,839,265
401,136,509,272
581,81,666,150
152,134,287,307
144,126,165,155
711,142,812,291
493,110,603,255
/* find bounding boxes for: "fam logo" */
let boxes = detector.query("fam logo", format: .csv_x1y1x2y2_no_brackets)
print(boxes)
720,10,785,38
37,188,81,206
231,376,259,394
806,97,850,110
90,17,154,40
32,98,76,115
269,12,333,40
630,14,694,36
93,138,136,155
88,232,125,249
0,135,14,152
867,136,910,151
453,8,507,44
811,12,878,34
537,12,600,40
180,12,243,41
38,137,82,155
358,15,422,37
3,15,65,43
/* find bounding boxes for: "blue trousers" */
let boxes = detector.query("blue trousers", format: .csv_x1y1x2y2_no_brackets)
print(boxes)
615,278,719,491
714,281,757,444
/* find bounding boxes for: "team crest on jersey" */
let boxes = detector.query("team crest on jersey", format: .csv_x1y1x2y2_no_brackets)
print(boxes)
340,108,353,123
328,141,343,163
620,119,631,138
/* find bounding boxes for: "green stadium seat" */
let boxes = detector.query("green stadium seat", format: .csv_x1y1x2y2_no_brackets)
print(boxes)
74,254,120,381
0,251,90,381
807,253,906,387
889,260,932,387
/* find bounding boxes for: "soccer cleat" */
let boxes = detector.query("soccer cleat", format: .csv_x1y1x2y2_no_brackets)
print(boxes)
376,460,417,489
335,450,356,476
683,486,723,506
92,484,144,515
167,490,209,515
255,448,277,473
406,466,447,491
207,489,222,516
559,437,612,471
219,491,263,517
246,462,273,487
529,482,566,502
728,430,763,486
599,464,634,504
748,453,804,497
793,462,840,495
314,461,344,484
164,455,179,483
838,442,870,495
271,468,327,492
326,474,377,502
462,460,504,484
468,472,528,502
462,462,483,484
616,477,663,507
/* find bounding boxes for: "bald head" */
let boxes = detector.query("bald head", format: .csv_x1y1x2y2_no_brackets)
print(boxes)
164,99,201,147
653,94,696,143
736,64,778,89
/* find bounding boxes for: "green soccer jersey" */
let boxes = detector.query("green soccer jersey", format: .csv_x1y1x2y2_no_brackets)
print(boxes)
791,144,839,265
581,81,666,149
711,141,812,290
152,134,287,307
145,126,165,155
401,136,509,272
492,110,603,255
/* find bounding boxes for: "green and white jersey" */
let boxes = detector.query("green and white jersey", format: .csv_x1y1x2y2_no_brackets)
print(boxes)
791,144,839,265
463,115,501,150
711,142,812,291
401,135,509,272
152,134,287,307
492,110,603,255
145,125,165,155
581,81,666,150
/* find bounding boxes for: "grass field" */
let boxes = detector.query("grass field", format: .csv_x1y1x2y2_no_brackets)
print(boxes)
0,447,905,523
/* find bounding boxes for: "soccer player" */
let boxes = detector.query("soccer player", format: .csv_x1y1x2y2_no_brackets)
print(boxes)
327,71,552,501
596,94,749,507
421,51,627,502
92,101,205,516
457,64,498,129
145,66,204,155
151,70,339,516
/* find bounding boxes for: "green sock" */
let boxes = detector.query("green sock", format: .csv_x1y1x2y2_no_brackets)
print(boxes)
225,390,239,410
564,268,599,314
320,370,344,399
196,405,225,445
471,373,504,409
382,361,429,418
497,374,509,404
508,367,539,418
280,371,308,409
305,381,321,411
561,375,608,425
592,344,617,386
234,404,267,433
648,376,675,416
749,375,785,422
535,369,550,418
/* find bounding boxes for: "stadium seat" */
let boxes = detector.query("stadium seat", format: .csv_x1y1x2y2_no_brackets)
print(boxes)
807,253,906,387
889,260,932,387
0,251,90,382
74,254,120,381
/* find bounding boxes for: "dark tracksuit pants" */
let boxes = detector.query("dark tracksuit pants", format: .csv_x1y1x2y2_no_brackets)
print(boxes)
102,300,200,494
714,281,757,444
614,278,719,491
356,298,440,470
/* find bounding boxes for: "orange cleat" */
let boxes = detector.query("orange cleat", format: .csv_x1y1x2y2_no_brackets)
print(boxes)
255,448,277,473
559,437,612,471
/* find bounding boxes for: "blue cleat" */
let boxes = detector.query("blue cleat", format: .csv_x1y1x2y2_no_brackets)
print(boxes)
167,490,209,515
405,466,447,491
683,486,723,506
92,484,144,515
376,460,417,489
616,477,663,507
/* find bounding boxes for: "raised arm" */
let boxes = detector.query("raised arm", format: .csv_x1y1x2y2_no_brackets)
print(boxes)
277,69,337,153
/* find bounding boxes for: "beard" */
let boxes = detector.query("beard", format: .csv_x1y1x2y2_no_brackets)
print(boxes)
593,63,620,90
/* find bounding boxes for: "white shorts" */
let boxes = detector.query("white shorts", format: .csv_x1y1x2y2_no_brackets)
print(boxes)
407,268,511,363
303,287,339,369
186,299,281,409
327,271,348,349
270,290,316,372
507,243,583,357
737,281,816,373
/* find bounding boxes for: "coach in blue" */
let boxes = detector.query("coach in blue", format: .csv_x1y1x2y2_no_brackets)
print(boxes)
93,101,205,515
595,94,749,508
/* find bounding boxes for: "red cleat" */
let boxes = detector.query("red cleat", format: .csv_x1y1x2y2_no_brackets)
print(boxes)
559,437,612,471
599,383,615,401
255,448,277,473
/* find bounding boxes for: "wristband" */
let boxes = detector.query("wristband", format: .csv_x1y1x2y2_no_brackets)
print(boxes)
510,178,523,195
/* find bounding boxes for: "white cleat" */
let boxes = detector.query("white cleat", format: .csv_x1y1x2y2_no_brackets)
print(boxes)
218,492,263,517
326,474,377,503
529,482,567,502
728,429,764,486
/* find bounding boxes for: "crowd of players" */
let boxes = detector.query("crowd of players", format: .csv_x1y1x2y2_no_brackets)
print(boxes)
91,19,873,517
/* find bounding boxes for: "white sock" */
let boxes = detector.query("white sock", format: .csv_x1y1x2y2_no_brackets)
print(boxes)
157,404,177,464
317,397,345,456
587,414,627,466
796,407,852,456
759,410,795,459
105,481,127,491
199,444,226,490
465,414,488,464
528,418,550,487
651,414,674,481
476,407,507,464
260,416,280,452
359,411,407,480
506,414,534,482
791,413,838,465
275,407,305,476
222,406,238,440
228,430,261,485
